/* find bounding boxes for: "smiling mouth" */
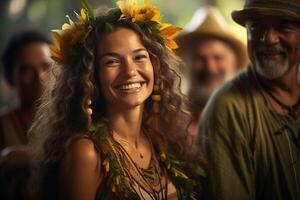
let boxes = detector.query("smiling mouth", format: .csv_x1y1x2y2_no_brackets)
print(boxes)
115,81,146,91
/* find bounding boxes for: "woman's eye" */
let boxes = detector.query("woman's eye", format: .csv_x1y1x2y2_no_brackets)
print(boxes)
134,54,148,62
103,59,120,66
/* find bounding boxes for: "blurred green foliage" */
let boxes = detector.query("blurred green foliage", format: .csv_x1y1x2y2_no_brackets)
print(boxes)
0,0,245,72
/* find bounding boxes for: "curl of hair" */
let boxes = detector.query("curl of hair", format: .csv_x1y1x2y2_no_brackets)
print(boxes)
29,8,204,200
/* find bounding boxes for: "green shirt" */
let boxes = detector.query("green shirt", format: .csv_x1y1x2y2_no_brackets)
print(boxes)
200,68,300,200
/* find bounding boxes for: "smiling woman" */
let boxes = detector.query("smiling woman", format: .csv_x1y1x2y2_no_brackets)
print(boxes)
28,1,204,200
97,28,154,109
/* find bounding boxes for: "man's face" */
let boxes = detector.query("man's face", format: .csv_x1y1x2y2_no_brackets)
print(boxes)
16,42,51,106
189,38,238,102
246,18,300,79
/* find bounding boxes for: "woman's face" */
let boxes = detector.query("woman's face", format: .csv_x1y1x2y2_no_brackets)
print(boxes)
97,27,154,110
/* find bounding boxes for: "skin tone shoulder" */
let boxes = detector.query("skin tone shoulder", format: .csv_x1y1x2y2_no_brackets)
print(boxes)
59,27,154,199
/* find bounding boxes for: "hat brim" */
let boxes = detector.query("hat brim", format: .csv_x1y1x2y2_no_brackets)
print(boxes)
176,31,249,69
232,7,300,26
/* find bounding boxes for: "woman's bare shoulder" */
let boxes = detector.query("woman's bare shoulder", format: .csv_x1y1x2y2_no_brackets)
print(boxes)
63,134,100,168
60,134,102,200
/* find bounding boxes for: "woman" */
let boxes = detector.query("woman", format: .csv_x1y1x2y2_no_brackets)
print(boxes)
29,0,204,199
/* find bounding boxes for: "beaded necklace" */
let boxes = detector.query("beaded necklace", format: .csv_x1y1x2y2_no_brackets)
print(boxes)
90,120,202,200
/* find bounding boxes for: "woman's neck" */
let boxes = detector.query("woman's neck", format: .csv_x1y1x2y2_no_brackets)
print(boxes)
107,104,144,148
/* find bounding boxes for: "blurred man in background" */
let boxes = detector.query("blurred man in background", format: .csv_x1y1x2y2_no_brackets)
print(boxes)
0,74,17,115
0,30,51,200
176,6,248,135
0,29,51,150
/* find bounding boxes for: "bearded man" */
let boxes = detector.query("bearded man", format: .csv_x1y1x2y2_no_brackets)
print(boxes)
176,6,248,135
199,0,300,199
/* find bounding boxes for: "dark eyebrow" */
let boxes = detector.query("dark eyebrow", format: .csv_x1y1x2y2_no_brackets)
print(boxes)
99,52,120,60
133,48,147,53
99,48,147,59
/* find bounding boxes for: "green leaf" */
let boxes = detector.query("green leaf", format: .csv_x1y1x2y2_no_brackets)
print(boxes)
81,0,95,19
105,22,115,32
194,165,206,177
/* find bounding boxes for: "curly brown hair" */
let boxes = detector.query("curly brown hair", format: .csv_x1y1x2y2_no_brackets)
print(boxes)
29,8,204,200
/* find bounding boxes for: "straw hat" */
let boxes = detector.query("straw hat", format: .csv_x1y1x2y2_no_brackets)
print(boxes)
232,0,300,26
176,6,248,69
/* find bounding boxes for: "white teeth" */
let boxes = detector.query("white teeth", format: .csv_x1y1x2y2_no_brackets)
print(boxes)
119,83,142,90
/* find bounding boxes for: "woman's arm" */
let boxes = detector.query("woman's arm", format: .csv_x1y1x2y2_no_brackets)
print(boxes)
59,137,102,200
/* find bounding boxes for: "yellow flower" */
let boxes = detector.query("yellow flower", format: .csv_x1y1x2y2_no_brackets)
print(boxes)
117,0,161,23
159,23,182,51
49,9,91,63
116,0,181,51
103,159,110,172
160,153,167,161
117,0,135,20
49,32,65,64
171,167,189,179
115,176,120,185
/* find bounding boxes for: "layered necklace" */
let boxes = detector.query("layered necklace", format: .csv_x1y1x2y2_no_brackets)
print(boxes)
90,120,200,200
113,132,145,160
108,130,168,200
263,87,300,119
256,73,300,120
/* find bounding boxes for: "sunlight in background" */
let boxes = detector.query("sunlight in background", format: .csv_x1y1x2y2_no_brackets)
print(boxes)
8,0,27,19
1,0,247,53
217,0,247,45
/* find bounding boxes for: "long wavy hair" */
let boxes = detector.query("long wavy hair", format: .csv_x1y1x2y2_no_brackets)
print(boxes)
29,8,203,200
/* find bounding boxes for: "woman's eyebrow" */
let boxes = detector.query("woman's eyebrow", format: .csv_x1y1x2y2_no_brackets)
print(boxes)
132,48,147,53
99,52,120,59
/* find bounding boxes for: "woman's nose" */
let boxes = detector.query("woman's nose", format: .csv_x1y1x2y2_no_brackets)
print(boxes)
123,58,137,77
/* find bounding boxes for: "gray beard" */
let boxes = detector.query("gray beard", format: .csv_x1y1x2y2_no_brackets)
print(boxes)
253,44,290,79
254,56,289,79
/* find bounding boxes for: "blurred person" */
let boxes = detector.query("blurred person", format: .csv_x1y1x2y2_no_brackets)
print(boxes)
176,6,248,135
0,74,18,115
0,145,31,200
199,0,300,199
0,29,52,150
29,1,204,200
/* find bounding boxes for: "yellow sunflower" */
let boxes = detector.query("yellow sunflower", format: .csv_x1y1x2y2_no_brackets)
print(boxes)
117,0,161,23
117,0,181,51
49,9,91,63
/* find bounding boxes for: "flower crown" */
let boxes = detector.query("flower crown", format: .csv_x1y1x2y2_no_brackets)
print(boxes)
49,0,182,64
